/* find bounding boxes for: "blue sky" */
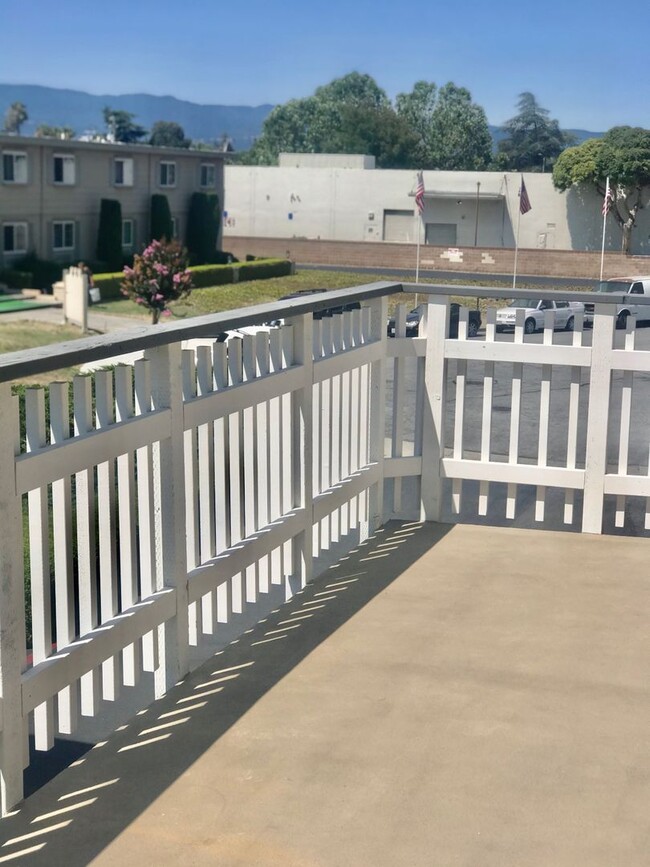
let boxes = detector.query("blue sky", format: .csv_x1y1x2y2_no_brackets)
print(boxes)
1,0,646,131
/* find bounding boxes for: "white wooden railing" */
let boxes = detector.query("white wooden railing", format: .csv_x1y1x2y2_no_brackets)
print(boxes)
0,281,649,814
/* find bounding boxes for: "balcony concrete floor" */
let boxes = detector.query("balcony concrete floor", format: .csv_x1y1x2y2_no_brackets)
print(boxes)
1,522,647,866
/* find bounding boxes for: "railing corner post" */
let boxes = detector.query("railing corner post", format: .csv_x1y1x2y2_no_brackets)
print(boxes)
148,343,190,696
0,383,26,815
368,296,387,533
582,303,614,534
420,296,449,523
288,313,314,594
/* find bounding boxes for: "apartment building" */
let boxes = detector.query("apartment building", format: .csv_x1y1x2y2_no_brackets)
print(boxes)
0,135,225,267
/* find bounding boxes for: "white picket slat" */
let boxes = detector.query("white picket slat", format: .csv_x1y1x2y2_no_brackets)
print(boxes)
50,383,78,733
25,388,54,750
73,375,101,715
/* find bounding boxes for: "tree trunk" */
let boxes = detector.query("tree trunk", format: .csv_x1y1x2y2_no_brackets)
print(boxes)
151,308,160,325
621,220,634,253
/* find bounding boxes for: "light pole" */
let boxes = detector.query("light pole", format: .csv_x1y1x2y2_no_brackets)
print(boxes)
474,181,481,246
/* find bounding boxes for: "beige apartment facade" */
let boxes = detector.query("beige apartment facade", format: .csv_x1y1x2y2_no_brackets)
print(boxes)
0,135,225,268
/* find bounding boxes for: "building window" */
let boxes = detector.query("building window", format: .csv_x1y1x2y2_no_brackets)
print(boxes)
53,154,76,185
3,222,28,254
159,161,176,187
122,219,134,248
114,157,134,187
53,221,75,251
2,151,27,184
200,163,216,188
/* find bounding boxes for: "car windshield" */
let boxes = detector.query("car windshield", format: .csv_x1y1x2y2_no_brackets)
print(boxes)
508,299,538,308
596,281,631,293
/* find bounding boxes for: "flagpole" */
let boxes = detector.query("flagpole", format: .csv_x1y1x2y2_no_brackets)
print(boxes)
512,205,522,291
414,170,425,307
599,176,610,283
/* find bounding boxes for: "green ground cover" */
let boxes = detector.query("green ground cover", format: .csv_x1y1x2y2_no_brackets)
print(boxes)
91,267,581,322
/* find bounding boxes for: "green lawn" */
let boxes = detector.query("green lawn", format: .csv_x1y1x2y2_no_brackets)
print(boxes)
0,321,87,385
92,267,585,323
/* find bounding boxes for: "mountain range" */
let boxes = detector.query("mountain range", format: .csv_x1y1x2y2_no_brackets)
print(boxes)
0,83,602,151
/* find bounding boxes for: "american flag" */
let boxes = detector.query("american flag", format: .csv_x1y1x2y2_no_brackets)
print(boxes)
415,171,425,214
602,177,614,216
519,177,532,214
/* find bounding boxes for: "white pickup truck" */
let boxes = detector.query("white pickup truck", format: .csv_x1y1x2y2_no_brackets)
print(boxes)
583,276,650,329
496,298,585,334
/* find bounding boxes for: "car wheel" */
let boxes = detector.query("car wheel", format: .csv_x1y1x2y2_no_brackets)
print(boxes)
616,311,629,330
468,320,479,338
524,318,536,334
564,316,574,332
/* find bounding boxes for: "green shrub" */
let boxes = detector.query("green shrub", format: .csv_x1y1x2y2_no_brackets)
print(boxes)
150,194,173,242
93,257,292,296
186,192,220,264
93,271,124,299
0,269,33,290
12,253,66,291
237,259,293,281
188,263,235,288
96,199,123,271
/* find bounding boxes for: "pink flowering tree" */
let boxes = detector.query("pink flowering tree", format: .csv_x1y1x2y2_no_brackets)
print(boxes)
121,239,193,324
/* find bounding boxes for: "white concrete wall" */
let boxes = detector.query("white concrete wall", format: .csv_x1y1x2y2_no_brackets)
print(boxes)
223,165,650,254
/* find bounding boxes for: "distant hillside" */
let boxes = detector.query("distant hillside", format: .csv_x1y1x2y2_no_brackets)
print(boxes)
0,84,274,149
0,84,602,152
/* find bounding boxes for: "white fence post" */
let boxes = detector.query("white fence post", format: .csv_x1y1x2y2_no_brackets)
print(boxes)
420,296,449,522
148,343,189,696
0,384,27,815
288,313,314,595
582,303,615,533
63,266,88,332
367,297,387,532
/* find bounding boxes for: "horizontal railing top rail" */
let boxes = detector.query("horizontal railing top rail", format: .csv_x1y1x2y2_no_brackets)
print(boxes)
403,282,650,306
0,281,397,382
2,279,649,382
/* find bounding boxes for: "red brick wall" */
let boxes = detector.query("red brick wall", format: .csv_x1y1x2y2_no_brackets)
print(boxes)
226,236,648,281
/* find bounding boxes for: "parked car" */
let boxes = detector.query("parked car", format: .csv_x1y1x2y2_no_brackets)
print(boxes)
387,303,481,339
584,276,650,329
495,298,584,334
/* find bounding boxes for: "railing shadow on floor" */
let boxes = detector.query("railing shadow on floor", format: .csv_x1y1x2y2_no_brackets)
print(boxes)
0,520,451,866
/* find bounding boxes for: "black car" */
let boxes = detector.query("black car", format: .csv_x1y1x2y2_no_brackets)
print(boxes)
387,303,481,338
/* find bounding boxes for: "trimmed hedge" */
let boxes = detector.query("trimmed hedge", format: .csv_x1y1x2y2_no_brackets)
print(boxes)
237,259,293,281
0,269,33,290
93,271,124,299
96,199,123,271
11,254,66,290
186,192,220,265
150,194,173,242
93,258,293,299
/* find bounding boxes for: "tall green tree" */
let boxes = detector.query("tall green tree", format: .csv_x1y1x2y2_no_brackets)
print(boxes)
3,101,28,134
497,92,570,172
553,126,650,252
150,121,191,148
103,107,147,143
243,72,392,165
330,105,419,169
395,81,492,169
395,81,437,166
430,84,493,170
